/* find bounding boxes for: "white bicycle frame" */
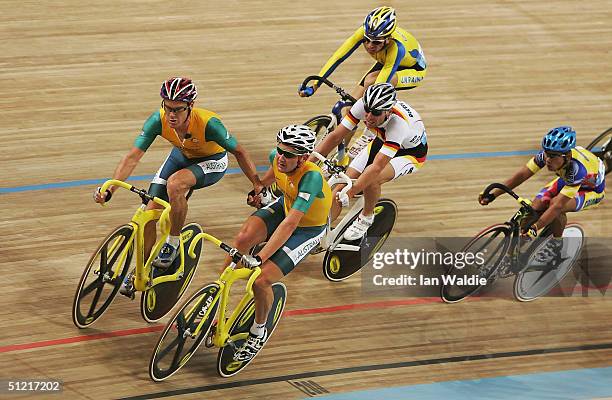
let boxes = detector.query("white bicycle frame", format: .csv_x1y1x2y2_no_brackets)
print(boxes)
311,152,364,253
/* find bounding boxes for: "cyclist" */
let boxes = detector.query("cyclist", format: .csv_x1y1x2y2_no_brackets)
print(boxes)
230,125,332,362
299,6,427,158
309,83,428,241
93,77,263,285
479,126,606,263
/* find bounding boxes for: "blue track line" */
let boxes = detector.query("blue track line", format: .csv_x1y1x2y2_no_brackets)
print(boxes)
1,150,537,194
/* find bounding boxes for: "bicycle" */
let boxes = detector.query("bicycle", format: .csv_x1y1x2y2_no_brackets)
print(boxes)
586,127,612,176
149,232,287,380
72,179,203,328
310,152,398,282
441,183,585,303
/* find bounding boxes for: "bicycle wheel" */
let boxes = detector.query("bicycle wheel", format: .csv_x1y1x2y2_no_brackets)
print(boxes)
586,127,612,175
217,282,287,377
149,282,221,382
72,224,134,328
304,115,337,166
514,224,585,302
304,115,333,145
141,222,203,323
323,198,397,281
441,223,511,303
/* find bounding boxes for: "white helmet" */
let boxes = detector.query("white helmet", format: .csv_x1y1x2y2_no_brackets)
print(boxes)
276,124,317,153
363,83,397,112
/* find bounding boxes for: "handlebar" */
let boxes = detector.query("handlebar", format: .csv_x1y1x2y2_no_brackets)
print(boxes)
311,151,352,197
99,179,172,234
482,183,534,213
301,75,357,104
188,232,243,264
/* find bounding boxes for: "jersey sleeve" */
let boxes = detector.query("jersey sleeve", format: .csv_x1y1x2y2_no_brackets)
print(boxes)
526,151,546,174
375,39,406,84
204,117,238,152
340,99,366,130
316,27,364,81
292,171,323,214
268,148,277,164
133,111,162,151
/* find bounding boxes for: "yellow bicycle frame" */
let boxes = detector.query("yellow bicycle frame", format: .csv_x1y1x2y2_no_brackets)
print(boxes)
99,179,188,292
187,233,262,348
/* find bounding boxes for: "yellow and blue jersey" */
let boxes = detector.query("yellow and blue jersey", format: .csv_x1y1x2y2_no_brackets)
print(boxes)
317,26,427,84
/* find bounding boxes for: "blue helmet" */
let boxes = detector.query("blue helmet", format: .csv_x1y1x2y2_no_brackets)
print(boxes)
542,126,576,153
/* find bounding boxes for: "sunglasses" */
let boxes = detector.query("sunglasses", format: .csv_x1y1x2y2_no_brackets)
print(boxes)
544,151,565,159
162,101,190,113
276,146,303,159
363,106,384,116
363,37,386,46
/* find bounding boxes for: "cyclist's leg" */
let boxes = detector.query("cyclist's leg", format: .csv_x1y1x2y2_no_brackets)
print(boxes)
225,197,285,268
145,149,184,261
394,66,427,90
166,169,197,236
532,178,567,237
179,152,228,233
235,225,325,360
253,226,326,322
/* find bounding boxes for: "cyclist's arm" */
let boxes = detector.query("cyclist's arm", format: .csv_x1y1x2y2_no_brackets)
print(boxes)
108,111,160,193
316,27,365,81
532,193,574,230
493,166,535,198
108,147,146,194
375,41,406,84
489,154,541,199
348,151,391,196
309,123,351,162
257,208,303,262
206,118,262,190
260,166,275,187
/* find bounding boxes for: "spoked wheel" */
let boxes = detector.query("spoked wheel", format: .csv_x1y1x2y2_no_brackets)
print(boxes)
217,282,287,377
323,198,397,281
72,224,134,328
514,224,585,302
586,127,612,175
141,222,203,323
149,282,221,382
441,224,511,303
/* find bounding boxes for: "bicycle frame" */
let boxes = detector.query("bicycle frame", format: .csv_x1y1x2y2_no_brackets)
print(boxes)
187,232,262,348
481,183,541,274
99,179,188,292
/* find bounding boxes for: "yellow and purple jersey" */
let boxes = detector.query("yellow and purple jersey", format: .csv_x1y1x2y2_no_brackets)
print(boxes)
527,146,606,198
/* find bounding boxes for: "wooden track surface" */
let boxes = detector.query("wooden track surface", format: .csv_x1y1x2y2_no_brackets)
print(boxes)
2,0,611,398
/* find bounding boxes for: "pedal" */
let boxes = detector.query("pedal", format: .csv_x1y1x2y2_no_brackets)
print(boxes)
309,245,326,255
205,324,217,348
119,287,135,300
